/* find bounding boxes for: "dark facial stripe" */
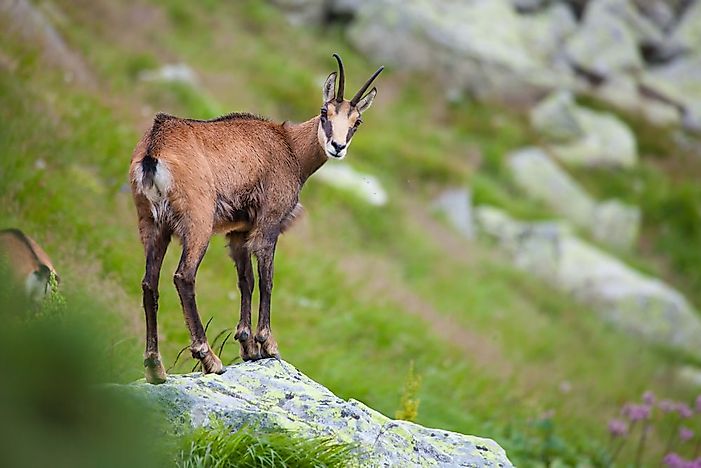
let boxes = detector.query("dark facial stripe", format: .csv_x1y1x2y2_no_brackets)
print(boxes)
322,116,333,139
346,126,356,142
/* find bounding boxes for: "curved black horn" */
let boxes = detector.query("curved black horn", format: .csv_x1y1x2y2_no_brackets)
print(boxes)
332,53,345,102
350,66,384,106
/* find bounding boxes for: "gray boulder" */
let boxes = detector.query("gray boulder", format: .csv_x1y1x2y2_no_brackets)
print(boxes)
511,0,551,12
642,56,701,133
530,91,638,167
594,74,681,126
433,188,475,239
268,0,325,25
508,147,640,249
125,359,513,467
635,0,678,32
314,163,388,206
670,0,701,54
475,206,701,358
564,0,647,78
347,0,577,104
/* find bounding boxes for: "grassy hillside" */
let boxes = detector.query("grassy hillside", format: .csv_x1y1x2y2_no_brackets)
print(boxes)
2,0,700,465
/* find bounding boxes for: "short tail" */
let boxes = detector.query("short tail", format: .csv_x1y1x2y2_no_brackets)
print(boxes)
137,154,172,203
141,154,158,190
135,113,175,203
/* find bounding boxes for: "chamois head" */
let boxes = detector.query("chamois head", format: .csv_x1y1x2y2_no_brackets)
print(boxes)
318,54,383,160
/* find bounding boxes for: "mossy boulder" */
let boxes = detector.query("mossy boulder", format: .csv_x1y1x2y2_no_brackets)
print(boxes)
127,359,513,467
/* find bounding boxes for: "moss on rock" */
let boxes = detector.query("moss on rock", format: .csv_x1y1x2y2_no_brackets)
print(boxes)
128,359,513,467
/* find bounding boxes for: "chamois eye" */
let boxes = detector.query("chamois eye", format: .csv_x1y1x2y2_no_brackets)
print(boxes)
320,108,328,120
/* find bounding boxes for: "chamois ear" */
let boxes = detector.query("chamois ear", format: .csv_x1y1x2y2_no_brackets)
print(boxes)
355,87,377,113
322,72,337,103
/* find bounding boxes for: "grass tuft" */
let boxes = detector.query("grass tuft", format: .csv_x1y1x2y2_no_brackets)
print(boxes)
177,423,358,468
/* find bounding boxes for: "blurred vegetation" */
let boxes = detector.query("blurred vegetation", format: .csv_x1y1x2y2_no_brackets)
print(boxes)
0,262,172,468
394,361,422,422
1,0,700,466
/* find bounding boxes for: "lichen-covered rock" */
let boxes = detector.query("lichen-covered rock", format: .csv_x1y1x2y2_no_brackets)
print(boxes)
475,206,701,358
530,91,638,167
507,147,639,248
127,359,512,467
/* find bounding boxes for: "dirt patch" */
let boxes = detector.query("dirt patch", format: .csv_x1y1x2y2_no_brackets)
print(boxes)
339,252,515,378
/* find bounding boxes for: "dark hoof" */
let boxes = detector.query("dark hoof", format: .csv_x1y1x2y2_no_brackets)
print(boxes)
258,337,279,359
191,344,223,375
239,337,260,362
144,357,167,385
242,351,261,362
201,352,223,374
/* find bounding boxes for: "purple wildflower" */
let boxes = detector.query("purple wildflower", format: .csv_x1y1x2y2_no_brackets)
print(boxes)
622,403,651,422
643,390,656,405
678,403,694,419
660,399,678,413
608,418,628,438
680,426,695,442
696,395,701,413
664,453,685,468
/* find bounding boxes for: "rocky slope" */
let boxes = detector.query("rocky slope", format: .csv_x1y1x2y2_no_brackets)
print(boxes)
275,0,701,131
125,359,513,467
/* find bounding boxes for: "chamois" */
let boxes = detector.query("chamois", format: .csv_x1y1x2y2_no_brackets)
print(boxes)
130,54,383,384
0,229,58,302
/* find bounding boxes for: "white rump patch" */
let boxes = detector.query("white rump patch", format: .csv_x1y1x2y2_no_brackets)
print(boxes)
133,159,173,224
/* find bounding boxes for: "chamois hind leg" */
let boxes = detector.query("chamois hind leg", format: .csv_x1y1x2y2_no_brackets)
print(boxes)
139,217,171,384
227,232,259,361
253,235,280,359
173,229,223,375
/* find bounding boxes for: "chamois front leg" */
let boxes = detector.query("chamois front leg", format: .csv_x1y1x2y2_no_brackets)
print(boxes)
173,232,224,375
254,236,280,359
141,224,171,384
227,233,259,361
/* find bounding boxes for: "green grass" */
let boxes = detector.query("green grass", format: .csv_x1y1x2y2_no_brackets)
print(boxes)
177,423,357,468
1,0,700,466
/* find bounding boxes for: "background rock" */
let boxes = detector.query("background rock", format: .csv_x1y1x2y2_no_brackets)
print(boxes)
125,359,513,467
433,188,475,239
269,0,701,130
268,0,325,25
507,147,640,248
475,206,701,358
564,0,645,79
530,91,638,167
347,0,576,104
314,163,388,206
642,57,701,133
670,0,701,54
